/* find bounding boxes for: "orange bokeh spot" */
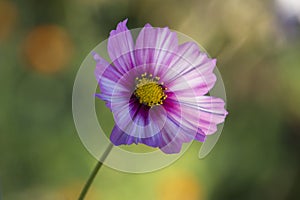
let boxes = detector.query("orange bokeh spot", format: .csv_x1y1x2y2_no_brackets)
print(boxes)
23,25,73,74
0,0,18,42
158,173,203,200
58,182,100,200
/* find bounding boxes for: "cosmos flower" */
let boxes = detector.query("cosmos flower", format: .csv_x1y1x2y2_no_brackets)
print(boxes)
93,19,228,154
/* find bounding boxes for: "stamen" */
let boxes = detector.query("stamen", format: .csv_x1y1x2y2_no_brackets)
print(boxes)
134,73,167,107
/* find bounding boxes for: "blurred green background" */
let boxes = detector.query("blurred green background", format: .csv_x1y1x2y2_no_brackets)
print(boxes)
1,0,300,199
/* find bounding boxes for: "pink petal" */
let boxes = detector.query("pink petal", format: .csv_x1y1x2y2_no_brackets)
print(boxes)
158,114,195,154
108,19,136,73
171,95,228,135
93,51,131,108
110,125,163,148
134,24,178,76
163,42,217,96
111,96,167,139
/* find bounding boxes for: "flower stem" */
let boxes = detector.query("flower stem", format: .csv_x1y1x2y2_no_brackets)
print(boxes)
78,143,113,200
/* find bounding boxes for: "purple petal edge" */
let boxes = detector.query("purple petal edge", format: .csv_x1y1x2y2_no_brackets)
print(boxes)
110,19,129,36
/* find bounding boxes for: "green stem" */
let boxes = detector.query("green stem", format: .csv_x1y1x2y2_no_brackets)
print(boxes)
78,143,113,200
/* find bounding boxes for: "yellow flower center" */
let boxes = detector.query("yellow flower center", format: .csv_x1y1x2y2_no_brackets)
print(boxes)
134,73,167,107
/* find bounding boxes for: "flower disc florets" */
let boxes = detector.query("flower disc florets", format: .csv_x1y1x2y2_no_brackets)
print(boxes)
134,73,167,107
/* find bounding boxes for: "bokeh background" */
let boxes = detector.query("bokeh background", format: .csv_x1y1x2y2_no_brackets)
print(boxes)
1,0,300,199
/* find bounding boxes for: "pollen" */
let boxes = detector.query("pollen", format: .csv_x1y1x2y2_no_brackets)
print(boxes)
134,73,167,107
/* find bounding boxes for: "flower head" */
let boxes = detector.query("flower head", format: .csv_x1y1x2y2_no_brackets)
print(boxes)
94,19,228,154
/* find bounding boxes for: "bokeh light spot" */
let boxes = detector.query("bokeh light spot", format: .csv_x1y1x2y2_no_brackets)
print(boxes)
157,172,203,200
0,0,18,42
23,25,73,74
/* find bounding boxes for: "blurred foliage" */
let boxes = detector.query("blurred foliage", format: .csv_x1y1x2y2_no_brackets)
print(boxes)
1,0,300,199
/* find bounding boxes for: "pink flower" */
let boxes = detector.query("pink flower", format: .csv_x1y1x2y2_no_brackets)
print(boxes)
93,19,228,154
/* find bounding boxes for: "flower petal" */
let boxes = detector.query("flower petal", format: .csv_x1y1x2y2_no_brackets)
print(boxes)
93,52,121,82
111,95,167,139
128,96,151,126
110,116,193,154
153,93,201,154
171,95,228,135
195,129,206,142
110,125,136,145
110,125,164,147
109,92,224,153
108,19,136,73
162,94,200,140
163,42,217,96
158,117,191,154
134,24,178,76
93,52,127,109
